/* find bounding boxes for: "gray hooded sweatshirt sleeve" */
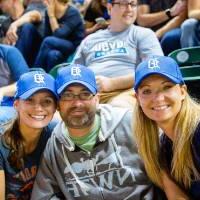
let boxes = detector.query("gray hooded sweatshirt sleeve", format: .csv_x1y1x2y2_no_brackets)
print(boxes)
31,105,165,200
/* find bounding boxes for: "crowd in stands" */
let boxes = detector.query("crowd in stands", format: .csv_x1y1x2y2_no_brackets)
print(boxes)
0,0,200,199
0,0,199,106
0,0,199,73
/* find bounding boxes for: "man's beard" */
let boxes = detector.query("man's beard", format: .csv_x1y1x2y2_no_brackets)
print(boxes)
64,108,96,129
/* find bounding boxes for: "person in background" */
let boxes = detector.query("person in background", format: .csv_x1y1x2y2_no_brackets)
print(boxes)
34,0,85,72
73,0,163,109
181,0,200,47
0,44,29,106
84,0,110,35
134,55,200,200
31,64,166,200
0,70,57,200
137,0,187,55
0,0,45,67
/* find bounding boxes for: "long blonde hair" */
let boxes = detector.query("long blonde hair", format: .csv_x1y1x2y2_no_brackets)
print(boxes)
134,93,200,189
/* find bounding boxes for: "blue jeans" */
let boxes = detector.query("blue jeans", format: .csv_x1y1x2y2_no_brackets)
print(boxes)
160,28,181,55
0,106,17,134
181,18,200,48
16,23,43,67
34,36,76,72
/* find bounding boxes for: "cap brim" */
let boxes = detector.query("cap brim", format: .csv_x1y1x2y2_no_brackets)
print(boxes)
135,72,184,91
57,80,97,95
18,87,58,100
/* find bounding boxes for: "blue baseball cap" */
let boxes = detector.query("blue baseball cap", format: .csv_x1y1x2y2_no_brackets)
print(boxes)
134,56,184,91
56,64,98,95
15,70,58,99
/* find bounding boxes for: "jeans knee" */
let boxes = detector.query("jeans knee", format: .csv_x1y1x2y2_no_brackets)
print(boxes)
181,18,198,31
42,36,55,47
21,23,37,33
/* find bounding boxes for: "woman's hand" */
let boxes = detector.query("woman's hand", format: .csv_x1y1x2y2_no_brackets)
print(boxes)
44,0,56,18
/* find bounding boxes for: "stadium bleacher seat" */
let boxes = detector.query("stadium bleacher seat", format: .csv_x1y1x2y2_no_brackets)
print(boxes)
169,46,200,99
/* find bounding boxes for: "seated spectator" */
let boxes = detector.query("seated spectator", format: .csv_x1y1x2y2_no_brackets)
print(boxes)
181,0,200,47
73,0,163,109
34,0,85,72
0,44,29,106
84,0,110,35
137,0,187,55
0,69,57,200
0,0,45,67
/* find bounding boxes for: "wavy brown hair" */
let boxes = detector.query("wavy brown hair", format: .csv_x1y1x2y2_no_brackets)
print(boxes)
3,120,25,170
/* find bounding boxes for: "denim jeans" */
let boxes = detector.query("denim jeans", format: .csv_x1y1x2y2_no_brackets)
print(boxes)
15,23,43,67
160,28,181,55
181,18,200,48
34,36,75,72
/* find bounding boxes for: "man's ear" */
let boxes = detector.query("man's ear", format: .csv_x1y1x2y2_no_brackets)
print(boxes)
94,93,100,106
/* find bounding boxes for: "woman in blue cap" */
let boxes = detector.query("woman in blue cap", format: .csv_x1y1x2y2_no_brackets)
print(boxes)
0,70,57,200
133,55,200,200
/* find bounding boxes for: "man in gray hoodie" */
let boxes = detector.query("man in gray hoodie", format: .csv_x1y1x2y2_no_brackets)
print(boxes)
31,64,165,200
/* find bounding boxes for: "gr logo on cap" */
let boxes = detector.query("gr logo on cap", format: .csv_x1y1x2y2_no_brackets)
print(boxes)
15,70,58,100
56,64,98,96
134,56,185,91
148,58,160,70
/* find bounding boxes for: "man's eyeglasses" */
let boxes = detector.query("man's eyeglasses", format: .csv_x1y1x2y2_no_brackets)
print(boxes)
112,1,137,9
60,92,94,101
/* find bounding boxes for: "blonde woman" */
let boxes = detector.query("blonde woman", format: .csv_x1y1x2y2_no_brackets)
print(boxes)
134,55,200,200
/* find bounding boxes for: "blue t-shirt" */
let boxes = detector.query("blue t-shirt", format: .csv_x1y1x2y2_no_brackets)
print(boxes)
160,123,200,200
0,125,53,200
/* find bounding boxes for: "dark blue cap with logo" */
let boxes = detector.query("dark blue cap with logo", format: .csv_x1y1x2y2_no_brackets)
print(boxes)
15,70,58,99
56,64,98,95
134,56,184,91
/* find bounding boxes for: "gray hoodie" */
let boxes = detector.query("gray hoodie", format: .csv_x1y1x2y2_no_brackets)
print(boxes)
31,105,164,200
